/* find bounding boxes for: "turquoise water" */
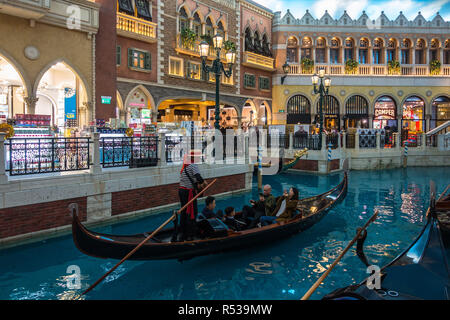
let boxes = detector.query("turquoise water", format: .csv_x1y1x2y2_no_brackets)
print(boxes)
0,167,449,300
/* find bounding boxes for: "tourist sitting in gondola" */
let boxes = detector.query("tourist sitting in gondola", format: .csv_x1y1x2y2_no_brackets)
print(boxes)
223,207,246,231
259,188,299,226
241,184,276,228
197,196,223,221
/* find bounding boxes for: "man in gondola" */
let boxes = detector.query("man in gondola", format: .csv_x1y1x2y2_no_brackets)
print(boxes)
240,184,276,228
176,150,208,242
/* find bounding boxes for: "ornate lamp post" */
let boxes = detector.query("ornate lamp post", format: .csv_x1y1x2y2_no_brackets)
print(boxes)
312,69,331,149
199,34,236,130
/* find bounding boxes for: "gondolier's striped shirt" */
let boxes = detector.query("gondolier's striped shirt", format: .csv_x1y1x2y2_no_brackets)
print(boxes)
180,164,203,189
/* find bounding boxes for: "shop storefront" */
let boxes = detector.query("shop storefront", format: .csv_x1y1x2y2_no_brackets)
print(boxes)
126,88,153,136
316,95,340,131
431,96,450,129
208,105,239,129
344,95,369,129
401,96,425,146
373,96,398,131
286,94,311,126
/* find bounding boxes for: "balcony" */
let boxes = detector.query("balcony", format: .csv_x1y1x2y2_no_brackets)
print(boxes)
0,0,50,20
242,51,275,71
175,34,227,61
117,12,157,43
286,63,450,76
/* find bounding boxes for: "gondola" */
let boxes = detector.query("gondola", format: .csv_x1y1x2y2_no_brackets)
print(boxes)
436,185,450,247
71,173,347,261
322,183,450,300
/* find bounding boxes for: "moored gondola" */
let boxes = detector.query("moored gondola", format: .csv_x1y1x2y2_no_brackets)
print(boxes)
71,173,347,261
322,183,450,300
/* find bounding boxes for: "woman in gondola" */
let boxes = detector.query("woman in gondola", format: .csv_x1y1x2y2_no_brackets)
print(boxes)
260,187,299,226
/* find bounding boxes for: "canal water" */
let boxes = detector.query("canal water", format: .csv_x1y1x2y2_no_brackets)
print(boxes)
0,167,449,300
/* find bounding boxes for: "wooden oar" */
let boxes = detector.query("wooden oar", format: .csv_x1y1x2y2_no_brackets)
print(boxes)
300,209,379,300
73,178,218,300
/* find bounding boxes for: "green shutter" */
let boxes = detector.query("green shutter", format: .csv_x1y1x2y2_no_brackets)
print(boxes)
145,52,151,70
128,48,133,67
116,46,121,66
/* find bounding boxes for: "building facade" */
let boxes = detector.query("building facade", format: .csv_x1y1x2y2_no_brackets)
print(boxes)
271,9,450,136
113,0,274,134
0,0,99,135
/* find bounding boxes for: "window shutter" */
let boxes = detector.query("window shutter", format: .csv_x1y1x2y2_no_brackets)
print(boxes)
145,52,151,70
116,46,121,66
128,48,133,67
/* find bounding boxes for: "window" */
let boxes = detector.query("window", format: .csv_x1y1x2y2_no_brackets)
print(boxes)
316,48,326,63
259,77,270,90
186,61,201,80
286,48,298,63
330,49,339,64
373,49,381,64
222,74,233,86
128,48,151,71
169,57,183,76
179,7,188,32
193,13,202,37
401,50,410,64
244,74,256,89
116,46,121,66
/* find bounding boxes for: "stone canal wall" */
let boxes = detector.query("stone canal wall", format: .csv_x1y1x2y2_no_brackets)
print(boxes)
0,163,253,247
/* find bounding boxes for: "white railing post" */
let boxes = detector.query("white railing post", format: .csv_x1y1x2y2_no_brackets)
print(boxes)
376,131,381,150
421,132,426,150
289,132,294,151
355,132,360,151
90,132,102,174
395,132,401,150
245,135,249,164
0,133,8,184
158,133,166,166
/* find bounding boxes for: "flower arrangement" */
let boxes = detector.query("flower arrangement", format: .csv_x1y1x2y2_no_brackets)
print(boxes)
301,57,314,74
429,59,441,75
345,59,358,74
388,60,401,75
180,28,197,49
223,40,236,53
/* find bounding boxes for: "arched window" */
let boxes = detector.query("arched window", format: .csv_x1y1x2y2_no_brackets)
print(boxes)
179,7,189,32
387,39,397,62
373,38,383,64
431,96,450,129
286,36,298,63
430,39,439,62
401,39,411,64
374,95,397,130
345,95,369,129
330,38,340,64
402,95,425,133
287,95,311,124
359,38,369,64
193,12,202,37
344,38,354,62
244,27,254,52
316,96,340,130
316,37,326,63
415,39,426,64
301,37,312,60
205,17,214,37
262,34,272,57
445,40,450,64
217,20,225,38
254,31,262,54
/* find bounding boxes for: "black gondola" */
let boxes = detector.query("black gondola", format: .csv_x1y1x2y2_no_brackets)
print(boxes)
436,185,450,247
71,173,347,261
323,183,450,300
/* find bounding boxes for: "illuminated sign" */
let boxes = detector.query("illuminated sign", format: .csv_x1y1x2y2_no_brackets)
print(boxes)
101,96,112,104
64,88,77,121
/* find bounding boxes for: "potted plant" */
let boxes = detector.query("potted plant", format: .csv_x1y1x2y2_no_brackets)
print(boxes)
300,57,314,74
429,59,441,75
223,40,236,53
345,59,358,74
180,28,197,49
200,34,213,46
388,60,401,75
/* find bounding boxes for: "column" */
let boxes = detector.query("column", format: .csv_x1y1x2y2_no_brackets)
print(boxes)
376,131,381,150
158,132,166,166
355,132,360,151
90,132,102,174
289,132,294,151
24,96,39,115
244,135,249,164
0,133,8,184
369,114,374,129
342,131,347,150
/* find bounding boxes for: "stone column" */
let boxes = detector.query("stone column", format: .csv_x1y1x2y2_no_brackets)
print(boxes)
244,135,249,164
158,132,166,166
369,114,374,129
376,131,381,150
355,132,360,151
0,133,8,184
289,132,294,150
24,96,39,115
394,132,401,150
90,132,102,174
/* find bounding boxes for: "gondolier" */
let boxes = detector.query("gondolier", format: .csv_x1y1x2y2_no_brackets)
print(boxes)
177,150,208,241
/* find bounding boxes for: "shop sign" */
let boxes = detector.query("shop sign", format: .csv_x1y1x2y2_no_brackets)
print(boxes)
64,88,77,120
101,96,112,104
141,109,151,119
375,107,395,119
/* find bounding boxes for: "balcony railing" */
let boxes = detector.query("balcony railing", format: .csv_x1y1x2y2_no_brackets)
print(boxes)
286,63,450,76
242,51,275,71
175,34,227,60
117,12,157,43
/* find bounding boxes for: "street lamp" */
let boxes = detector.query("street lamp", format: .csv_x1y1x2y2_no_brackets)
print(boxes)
281,61,290,84
199,34,235,130
312,70,331,149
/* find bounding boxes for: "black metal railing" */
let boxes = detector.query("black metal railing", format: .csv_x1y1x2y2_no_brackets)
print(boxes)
293,134,320,150
100,136,158,168
380,132,396,149
359,133,377,148
267,134,289,149
326,134,339,149
346,134,356,148
165,135,207,163
5,137,90,176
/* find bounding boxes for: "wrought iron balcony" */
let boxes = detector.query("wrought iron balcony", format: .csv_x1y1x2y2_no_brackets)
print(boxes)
117,12,157,43
242,51,275,71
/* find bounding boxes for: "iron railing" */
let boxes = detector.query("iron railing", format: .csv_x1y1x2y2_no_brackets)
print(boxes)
100,136,158,168
5,137,90,176
326,134,339,149
293,134,320,150
165,136,208,163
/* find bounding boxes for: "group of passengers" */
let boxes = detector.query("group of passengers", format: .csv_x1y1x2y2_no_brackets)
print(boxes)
198,185,300,232
175,150,300,242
